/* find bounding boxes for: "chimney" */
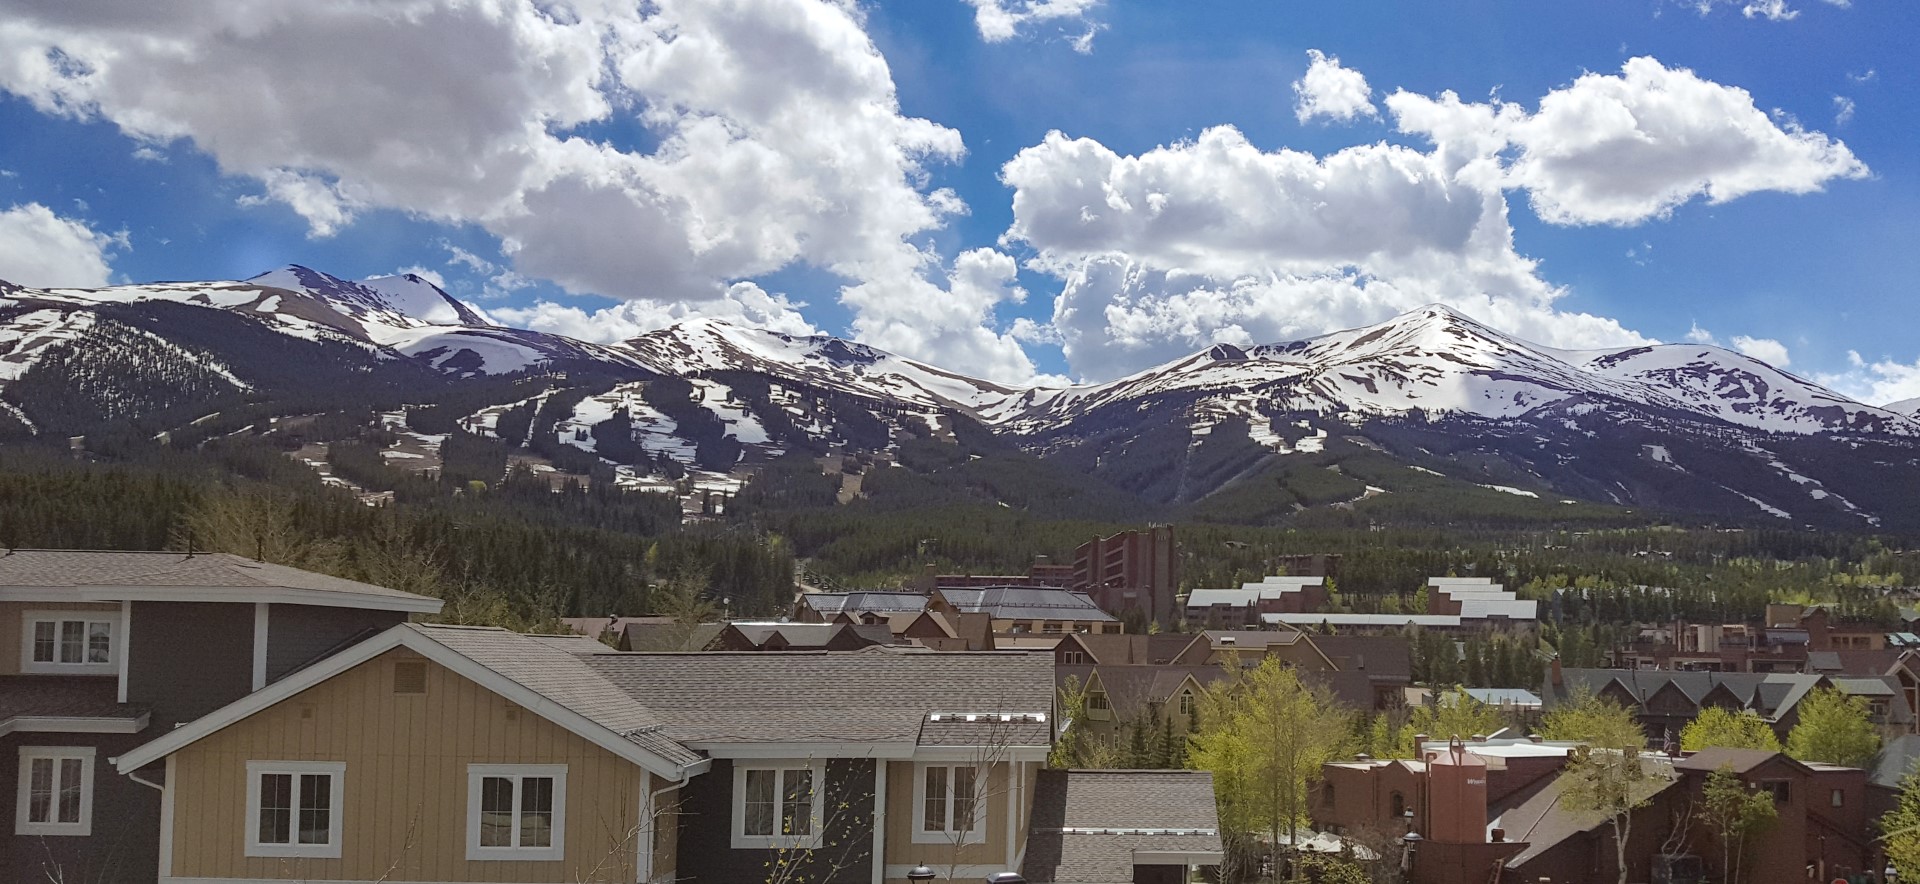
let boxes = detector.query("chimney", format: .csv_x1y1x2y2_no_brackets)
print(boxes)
1550,654,1563,687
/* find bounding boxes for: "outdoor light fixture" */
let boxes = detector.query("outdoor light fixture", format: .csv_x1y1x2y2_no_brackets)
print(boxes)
907,866,936,882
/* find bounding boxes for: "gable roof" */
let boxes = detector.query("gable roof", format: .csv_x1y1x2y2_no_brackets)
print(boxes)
584,647,1055,751
618,621,723,651
1499,759,1680,869
0,549,441,613
115,623,702,776
1673,747,1806,775
1022,770,1223,884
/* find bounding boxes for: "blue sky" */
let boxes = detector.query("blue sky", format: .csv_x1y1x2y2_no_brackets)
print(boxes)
0,0,1915,399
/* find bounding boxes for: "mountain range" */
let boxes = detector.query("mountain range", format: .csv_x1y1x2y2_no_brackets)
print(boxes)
5,264,1920,530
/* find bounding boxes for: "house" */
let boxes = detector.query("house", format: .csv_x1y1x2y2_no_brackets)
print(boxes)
0,549,442,884
1021,770,1223,883
115,624,1210,883
929,586,1121,637
557,616,668,643
1314,738,1878,884
615,620,723,652
1547,666,1915,742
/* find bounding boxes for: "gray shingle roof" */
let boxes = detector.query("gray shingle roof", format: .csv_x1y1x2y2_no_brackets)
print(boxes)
410,624,702,767
584,647,1055,746
1021,770,1223,884
1550,668,1903,723
1498,759,1680,868
0,549,438,608
0,675,148,723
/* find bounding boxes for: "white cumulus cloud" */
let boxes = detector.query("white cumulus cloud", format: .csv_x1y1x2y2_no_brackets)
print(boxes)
1815,352,1920,410
1390,57,1868,227
964,0,1103,51
1729,334,1791,367
0,203,121,288
1293,50,1377,124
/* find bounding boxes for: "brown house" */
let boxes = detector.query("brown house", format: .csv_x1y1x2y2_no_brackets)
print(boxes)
1314,739,1879,884
0,549,442,884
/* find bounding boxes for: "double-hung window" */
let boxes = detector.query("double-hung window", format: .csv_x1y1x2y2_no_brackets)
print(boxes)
732,763,823,848
467,764,567,861
913,764,986,844
245,761,344,858
16,747,95,836
21,613,115,674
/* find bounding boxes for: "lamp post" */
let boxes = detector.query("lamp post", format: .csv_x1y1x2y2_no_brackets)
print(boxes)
1401,831,1424,879
906,867,936,882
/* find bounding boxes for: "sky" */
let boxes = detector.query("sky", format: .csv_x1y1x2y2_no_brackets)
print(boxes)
0,0,1916,401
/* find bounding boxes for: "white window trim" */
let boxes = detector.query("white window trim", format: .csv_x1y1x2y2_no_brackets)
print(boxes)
244,760,345,859
466,764,567,862
910,762,988,845
730,761,826,849
16,746,96,836
20,611,117,675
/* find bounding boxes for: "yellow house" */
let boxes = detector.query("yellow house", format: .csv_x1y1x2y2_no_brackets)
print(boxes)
115,623,1062,883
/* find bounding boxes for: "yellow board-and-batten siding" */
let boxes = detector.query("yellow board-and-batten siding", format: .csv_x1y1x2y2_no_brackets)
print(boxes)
881,758,1036,873
166,647,664,883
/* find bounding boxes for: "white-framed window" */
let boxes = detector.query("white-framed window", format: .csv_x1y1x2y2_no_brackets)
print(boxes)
20,612,115,674
912,763,987,844
16,747,95,836
731,762,823,849
466,764,567,861
1178,689,1196,716
245,761,344,858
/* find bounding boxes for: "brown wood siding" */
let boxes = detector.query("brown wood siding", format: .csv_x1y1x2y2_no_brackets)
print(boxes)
0,730,160,884
0,601,121,676
168,648,651,883
882,759,1035,874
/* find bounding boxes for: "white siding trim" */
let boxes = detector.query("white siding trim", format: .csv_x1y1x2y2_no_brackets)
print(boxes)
160,756,176,879
870,760,887,884
118,600,131,703
251,603,269,691
908,763,988,845
729,761,826,850
1005,761,1021,869
243,760,345,859
464,763,568,862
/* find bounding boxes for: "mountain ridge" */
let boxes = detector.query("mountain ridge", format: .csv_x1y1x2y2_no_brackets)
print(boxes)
6,268,1920,530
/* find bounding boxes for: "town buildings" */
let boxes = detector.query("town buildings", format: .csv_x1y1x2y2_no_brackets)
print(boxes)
1313,737,1877,884
1182,576,1538,634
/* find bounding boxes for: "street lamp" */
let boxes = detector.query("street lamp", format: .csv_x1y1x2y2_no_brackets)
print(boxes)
1401,831,1424,875
906,867,936,882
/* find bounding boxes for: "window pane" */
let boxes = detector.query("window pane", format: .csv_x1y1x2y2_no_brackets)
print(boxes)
743,769,776,836
258,773,293,845
297,774,332,845
923,766,947,831
479,776,515,847
953,766,977,833
58,758,84,824
33,621,55,663
28,757,53,824
782,769,813,836
60,621,84,663
87,622,111,664
519,777,554,848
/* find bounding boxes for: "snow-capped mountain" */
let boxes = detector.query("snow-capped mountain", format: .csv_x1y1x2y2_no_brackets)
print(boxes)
8,268,1920,529
1007,304,1917,437
613,317,1021,414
